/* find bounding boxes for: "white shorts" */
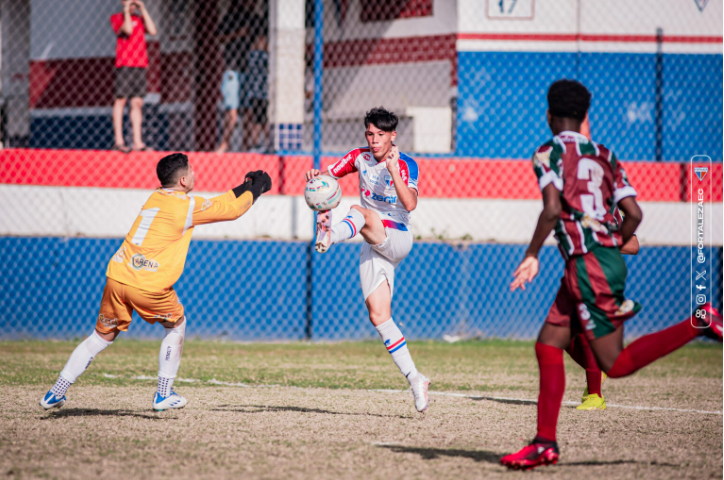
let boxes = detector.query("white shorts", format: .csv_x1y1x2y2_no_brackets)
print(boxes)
359,227,413,300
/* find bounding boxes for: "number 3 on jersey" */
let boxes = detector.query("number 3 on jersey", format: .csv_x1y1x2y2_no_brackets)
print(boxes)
131,208,160,246
577,159,606,219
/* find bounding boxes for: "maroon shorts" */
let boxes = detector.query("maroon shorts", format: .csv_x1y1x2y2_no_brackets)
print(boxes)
546,246,642,340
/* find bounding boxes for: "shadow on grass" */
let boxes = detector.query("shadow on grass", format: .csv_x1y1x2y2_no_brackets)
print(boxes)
213,404,409,419
563,459,679,467
469,396,614,411
42,408,170,420
381,445,679,468
469,396,537,407
379,445,503,464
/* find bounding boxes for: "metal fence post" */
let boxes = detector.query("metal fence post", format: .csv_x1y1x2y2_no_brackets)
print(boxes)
306,0,324,340
655,27,664,161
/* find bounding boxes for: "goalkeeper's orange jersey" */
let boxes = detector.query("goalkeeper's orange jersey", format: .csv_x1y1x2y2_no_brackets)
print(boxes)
106,188,254,292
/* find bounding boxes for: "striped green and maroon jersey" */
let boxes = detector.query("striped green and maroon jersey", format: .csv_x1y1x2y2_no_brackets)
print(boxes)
532,131,637,259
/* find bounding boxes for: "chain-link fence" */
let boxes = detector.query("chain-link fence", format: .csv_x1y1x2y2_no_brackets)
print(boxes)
0,0,722,340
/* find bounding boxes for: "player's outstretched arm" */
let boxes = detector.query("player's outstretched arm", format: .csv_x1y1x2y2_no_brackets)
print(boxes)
193,170,272,225
386,146,418,212
510,183,561,291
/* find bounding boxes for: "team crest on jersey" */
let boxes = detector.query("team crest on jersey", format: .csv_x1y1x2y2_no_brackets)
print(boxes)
112,245,127,263
384,174,393,187
130,253,160,272
535,149,551,168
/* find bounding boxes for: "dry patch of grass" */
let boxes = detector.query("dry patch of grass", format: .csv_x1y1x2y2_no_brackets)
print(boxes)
0,340,720,479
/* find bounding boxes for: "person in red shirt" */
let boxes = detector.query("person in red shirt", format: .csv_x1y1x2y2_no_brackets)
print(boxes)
110,0,157,153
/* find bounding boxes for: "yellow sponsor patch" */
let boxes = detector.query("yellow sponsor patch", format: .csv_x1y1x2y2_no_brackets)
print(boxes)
129,253,160,272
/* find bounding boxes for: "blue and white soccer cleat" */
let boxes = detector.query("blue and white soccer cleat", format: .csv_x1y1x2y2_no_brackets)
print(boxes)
153,390,188,411
410,373,431,412
40,391,66,410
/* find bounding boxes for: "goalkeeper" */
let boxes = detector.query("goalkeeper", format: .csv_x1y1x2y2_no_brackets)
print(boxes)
40,153,271,412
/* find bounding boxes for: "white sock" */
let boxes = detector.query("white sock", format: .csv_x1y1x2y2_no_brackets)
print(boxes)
157,318,186,397
375,318,418,383
54,331,113,395
330,209,365,244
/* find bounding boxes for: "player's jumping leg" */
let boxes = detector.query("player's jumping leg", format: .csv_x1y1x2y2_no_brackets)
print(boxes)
367,281,430,412
359,208,429,411
40,329,116,410
315,208,367,254
153,317,188,411
592,303,723,378
566,334,606,410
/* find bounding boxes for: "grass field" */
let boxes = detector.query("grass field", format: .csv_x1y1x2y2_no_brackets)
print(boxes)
0,339,721,479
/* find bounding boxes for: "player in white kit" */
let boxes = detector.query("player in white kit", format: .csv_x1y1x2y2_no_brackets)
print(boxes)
304,107,431,412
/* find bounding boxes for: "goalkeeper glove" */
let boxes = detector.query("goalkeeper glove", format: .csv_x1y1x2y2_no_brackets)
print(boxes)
233,170,272,202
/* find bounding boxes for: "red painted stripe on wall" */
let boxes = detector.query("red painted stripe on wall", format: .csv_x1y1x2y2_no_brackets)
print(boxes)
0,149,282,194
320,34,457,68
276,155,701,201
1,149,717,201
458,33,723,43
684,163,723,202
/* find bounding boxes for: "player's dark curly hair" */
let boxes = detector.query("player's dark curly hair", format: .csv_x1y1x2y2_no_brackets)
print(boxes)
364,107,398,132
156,153,189,187
547,79,591,122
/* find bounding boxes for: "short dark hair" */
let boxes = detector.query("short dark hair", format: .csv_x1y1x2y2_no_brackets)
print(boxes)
547,79,591,122
156,153,189,187
364,107,398,132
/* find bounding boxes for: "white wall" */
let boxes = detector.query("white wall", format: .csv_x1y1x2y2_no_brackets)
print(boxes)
2,185,721,246
457,0,723,54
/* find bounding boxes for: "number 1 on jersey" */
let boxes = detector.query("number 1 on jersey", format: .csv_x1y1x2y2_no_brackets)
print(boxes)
131,208,160,246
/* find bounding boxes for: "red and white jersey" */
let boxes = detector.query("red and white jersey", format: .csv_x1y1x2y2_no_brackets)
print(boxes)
328,147,420,227
532,130,637,259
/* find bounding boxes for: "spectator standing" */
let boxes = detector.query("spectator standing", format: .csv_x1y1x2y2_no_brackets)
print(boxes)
245,29,271,152
110,0,157,153
216,0,258,153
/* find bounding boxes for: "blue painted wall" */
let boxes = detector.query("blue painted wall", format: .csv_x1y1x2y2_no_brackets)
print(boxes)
1,237,720,341
457,52,723,161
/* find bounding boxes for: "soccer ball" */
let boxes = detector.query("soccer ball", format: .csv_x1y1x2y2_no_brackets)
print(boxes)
304,175,342,211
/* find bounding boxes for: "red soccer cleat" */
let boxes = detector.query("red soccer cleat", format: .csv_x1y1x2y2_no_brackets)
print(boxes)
695,303,723,342
500,441,559,470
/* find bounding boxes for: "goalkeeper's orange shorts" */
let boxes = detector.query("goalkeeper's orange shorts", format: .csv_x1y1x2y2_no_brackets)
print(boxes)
95,277,185,334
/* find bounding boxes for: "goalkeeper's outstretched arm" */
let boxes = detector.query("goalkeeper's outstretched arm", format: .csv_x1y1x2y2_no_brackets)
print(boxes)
193,171,272,225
